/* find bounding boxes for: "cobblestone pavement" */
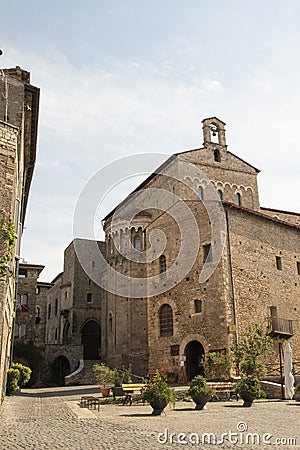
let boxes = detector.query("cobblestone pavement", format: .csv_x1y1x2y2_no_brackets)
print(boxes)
0,385,299,450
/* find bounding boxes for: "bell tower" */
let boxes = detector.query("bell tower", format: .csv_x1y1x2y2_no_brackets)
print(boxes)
202,117,226,147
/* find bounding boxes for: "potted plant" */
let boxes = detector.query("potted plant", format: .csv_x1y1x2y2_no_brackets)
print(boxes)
141,371,176,415
235,375,265,407
93,363,115,397
188,375,216,410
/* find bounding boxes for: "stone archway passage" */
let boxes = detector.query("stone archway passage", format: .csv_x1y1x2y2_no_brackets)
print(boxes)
51,356,71,386
184,340,205,382
81,320,101,360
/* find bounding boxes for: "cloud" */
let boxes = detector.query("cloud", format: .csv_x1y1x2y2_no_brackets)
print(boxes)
2,40,299,280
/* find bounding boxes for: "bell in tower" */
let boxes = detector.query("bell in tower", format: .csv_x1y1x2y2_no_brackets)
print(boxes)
202,117,226,147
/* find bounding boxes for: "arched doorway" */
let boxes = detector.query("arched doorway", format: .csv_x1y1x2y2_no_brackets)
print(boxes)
185,340,205,381
81,320,101,360
51,356,71,386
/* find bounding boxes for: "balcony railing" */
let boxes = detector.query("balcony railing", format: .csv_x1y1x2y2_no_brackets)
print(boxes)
267,317,294,338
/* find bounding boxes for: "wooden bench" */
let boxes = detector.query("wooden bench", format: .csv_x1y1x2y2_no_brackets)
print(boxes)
207,382,239,401
121,383,145,405
80,396,101,411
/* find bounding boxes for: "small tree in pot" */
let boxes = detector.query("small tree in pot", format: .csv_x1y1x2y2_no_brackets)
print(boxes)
93,363,115,397
188,375,216,410
141,371,176,415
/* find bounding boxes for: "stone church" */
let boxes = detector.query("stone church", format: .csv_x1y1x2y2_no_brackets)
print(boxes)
102,117,300,381
14,117,300,386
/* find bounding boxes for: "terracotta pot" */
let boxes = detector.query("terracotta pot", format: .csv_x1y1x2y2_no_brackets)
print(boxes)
192,393,210,410
149,397,168,415
100,387,111,397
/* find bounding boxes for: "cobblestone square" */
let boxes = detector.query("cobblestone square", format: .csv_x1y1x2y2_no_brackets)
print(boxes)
0,385,299,450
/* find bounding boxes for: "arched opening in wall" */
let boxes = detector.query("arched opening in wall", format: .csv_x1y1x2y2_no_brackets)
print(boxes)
81,320,101,360
198,185,204,201
159,303,173,337
213,148,221,162
184,340,205,381
217,189,223,201
62,321,71,344
51,355,71,386
235,192,242,206
133,235,142,251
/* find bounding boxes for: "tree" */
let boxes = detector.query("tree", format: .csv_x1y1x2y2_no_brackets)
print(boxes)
232,322,272,378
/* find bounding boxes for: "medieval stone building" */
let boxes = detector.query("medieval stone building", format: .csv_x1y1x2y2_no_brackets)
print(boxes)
43,239,105,385
0,67,39,399
102,117,300,381
10,117,299,387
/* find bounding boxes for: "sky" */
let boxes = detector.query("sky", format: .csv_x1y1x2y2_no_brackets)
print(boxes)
0,0,299,281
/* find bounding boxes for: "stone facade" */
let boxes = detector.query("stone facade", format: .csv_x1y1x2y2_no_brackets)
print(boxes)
14,263,52,347
0,67,39,400
102,117,300,381
44,240,105,385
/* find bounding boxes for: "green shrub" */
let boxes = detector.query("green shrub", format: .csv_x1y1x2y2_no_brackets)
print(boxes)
6,368,20,395
235,375,265,399
11,363,31,387
141,371,176,406
188,375,216,398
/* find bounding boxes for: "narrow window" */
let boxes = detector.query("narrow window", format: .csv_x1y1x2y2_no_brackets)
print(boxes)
194,299,202,313
35,306,41,324
214,149,221,162
87,293,92,303
203,244,212,263
48,303,51,320
18,268,27,278
19,324,26,338
14,323,19,338
54,298,58,315
276,256,282,270
55,328,58,341
108,312,113,333
159,304,173,337
217,189,223,201
236,192,242,206
198,185,204,201
297,261,300,275
133,235,142,251
21,294,28,305
159,255,167,274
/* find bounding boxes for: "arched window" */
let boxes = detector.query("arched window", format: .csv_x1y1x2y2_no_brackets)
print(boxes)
198,185,204,201
159,255,167,274
214,149,221,162
133,235,142,251
217,189,223,201
236,192,242,206
159,304,173,337
108,312,113,333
